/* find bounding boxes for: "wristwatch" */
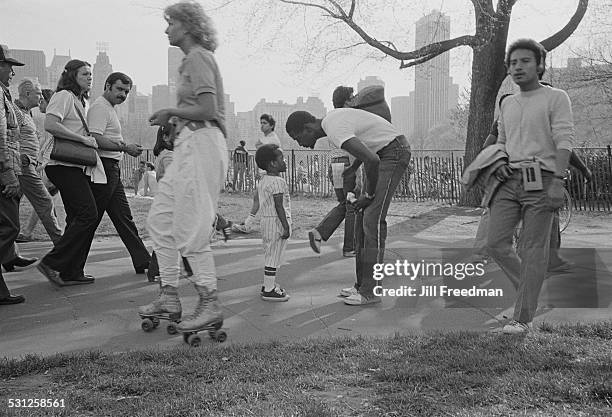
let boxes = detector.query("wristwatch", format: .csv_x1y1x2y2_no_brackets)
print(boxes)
363,192,375,200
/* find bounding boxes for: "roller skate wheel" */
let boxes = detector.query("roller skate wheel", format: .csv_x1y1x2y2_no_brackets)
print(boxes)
141,318,154,332
215,331,227,343
187,334,202,347
167,323,178,335
182,332,192,343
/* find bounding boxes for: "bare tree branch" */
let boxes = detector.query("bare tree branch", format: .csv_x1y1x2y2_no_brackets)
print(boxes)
540,0,589,51
348,0,356,19
279,0,340,17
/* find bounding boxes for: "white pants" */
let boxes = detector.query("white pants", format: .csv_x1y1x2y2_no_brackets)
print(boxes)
147,126,228,289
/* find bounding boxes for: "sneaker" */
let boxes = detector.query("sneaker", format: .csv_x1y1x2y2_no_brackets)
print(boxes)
261,286,290,302
343,293,381,306
342,251,356,258
502,320,533,334
339,286,358,297
308,229,321,254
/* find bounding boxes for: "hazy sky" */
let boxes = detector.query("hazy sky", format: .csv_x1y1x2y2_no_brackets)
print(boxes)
1,0,598,112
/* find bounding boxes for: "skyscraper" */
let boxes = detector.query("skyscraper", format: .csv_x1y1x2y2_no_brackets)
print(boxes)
10,49,46,89
47,50,71,91
91,48,113,101
168,47,183,94
391,95,414,138
414,10,451,139
152,85,171,112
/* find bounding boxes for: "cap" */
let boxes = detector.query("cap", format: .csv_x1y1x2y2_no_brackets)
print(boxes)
0,45,25,66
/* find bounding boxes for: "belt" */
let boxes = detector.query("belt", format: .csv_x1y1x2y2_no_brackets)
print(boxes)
185,120,220,131
331,156,350,163
100,157,120,164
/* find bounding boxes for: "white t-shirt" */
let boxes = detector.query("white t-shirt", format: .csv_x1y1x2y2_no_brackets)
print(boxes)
322,108,399,153
256,131,281,149
45,90,89,168
87,96,123,161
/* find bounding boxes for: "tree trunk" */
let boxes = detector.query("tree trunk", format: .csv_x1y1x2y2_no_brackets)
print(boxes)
459,13,510,206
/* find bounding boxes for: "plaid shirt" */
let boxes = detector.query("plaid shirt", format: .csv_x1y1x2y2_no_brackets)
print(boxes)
0,84,21,176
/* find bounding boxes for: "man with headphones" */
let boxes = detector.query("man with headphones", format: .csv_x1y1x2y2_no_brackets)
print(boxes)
487,39,575,334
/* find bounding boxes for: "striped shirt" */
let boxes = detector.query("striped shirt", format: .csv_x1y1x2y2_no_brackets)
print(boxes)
258,175,291,219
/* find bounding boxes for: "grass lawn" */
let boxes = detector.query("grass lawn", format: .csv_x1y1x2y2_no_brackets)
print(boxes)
1,323,611,416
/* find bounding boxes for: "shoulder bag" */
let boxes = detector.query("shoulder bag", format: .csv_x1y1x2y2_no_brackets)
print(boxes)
50,97,97,166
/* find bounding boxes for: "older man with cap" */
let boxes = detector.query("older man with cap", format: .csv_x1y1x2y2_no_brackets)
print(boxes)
0,45,33,305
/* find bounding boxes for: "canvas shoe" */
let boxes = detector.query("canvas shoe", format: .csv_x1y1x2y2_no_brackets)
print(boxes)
339,286,358,297
502,320,533,334
261,286,290,302
343,293,381,306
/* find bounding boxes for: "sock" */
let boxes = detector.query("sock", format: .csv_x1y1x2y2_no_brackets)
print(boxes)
263,266,276,291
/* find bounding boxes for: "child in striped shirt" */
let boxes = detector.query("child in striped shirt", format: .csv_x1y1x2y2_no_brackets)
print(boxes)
247,144,291,301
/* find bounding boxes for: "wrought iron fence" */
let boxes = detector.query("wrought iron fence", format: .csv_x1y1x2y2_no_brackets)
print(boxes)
118,146,612,211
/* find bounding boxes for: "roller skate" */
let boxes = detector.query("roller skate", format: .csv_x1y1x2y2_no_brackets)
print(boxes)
177,285,227,346
138,285,182,335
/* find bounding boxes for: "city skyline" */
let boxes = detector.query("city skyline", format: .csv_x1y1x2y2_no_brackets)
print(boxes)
1,0,592,113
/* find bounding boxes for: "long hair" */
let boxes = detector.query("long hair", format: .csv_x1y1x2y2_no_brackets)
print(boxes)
56,59,91,103
153,125,174,157
164,1,218,52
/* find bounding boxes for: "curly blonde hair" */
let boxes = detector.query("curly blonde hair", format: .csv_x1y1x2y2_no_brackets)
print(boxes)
164,1,218,52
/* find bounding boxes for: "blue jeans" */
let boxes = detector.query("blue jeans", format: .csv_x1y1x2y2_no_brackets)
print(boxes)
316,156,356,253
487,170,556,323
354,136,411,298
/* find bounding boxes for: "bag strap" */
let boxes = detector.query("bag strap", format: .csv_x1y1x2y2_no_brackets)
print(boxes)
72,96,90,135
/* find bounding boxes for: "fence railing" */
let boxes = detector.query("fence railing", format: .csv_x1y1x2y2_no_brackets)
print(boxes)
118,146,612,211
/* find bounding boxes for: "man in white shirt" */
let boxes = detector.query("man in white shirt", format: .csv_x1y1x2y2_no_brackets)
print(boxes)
286,108,411,306
86,72,151,275
489,39,575,334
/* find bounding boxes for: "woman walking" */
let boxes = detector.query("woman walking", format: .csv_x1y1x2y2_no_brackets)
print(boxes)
139,0,228,333
37,59,101,286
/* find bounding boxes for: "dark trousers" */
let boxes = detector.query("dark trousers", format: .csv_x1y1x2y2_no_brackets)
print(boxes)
0,192,20,297
43,165,98,278
354,136,411,297
86,158,151,269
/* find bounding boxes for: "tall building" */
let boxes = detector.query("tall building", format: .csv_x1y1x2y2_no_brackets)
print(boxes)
10,49,46,89
391,95,414,138
168,47,183,94
224,94,240,148
414,10,451,139
448,80,459,112
91,48,113,101
357,76,385,92
152,84,171,112
47,50,71,91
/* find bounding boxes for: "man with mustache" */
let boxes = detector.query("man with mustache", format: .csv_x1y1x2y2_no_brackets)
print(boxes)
85,72,151,275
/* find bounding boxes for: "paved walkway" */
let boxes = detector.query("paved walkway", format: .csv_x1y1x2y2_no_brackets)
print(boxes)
1,208,611,359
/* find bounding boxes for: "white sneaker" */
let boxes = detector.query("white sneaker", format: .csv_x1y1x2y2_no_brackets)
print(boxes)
339,287,358,297
502,320,533,334
343,293,381,306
